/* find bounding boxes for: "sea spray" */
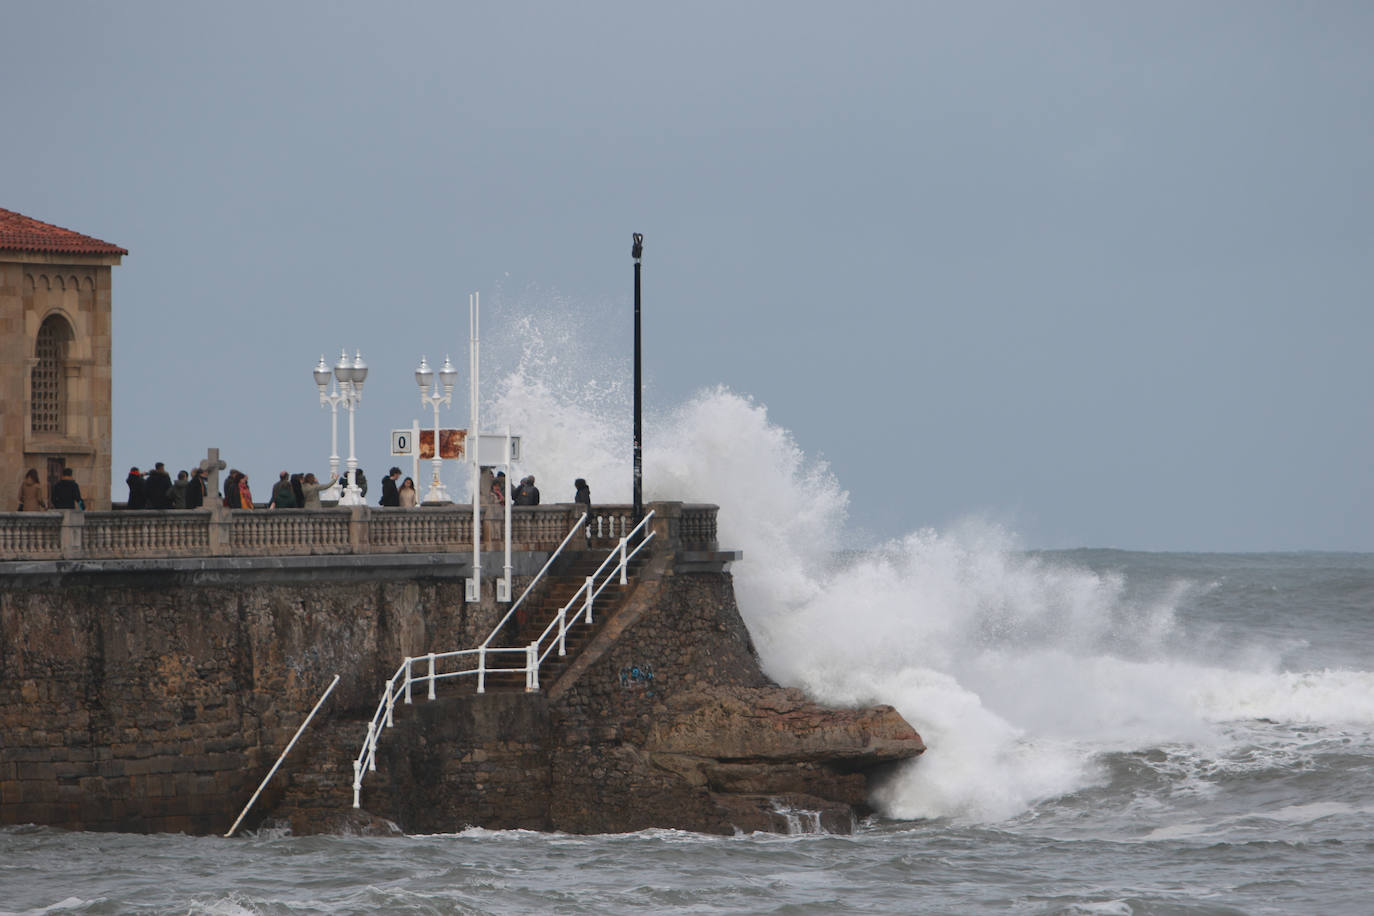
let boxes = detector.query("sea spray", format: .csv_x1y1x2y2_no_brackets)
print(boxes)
474,299,1374,826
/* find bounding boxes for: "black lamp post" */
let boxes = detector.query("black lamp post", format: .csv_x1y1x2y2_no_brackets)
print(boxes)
632,232,644,525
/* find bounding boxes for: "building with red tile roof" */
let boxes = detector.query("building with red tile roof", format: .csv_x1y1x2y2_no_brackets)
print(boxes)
1,207,126,509
0,207,128,257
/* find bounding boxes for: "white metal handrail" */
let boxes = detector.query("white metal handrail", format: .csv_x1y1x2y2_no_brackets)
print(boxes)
481,512,588,650
351,511,656,808
525,525,658,690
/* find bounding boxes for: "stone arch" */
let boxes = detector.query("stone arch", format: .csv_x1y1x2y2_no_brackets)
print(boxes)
31,313,75,435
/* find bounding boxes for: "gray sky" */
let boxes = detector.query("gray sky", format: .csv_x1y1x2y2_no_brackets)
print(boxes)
6,2,1373,551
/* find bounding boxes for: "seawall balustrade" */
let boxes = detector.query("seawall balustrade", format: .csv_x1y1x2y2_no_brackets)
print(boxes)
0,503,719,563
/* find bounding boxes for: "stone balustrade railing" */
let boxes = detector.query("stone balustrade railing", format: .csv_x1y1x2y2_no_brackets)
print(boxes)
0,502,718,562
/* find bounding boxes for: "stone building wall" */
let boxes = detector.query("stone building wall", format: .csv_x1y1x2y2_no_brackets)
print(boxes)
0,253,118,511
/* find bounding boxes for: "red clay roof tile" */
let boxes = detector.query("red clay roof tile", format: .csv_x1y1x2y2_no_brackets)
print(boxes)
0,207,127,256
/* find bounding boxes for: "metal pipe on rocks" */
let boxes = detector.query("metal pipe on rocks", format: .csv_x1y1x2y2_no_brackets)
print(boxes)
225,673,340,837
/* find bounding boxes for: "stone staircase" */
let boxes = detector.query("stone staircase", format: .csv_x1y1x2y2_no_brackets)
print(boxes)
479,547,651,692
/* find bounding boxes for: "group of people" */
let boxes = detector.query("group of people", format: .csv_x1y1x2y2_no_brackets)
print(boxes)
16,462,593,514
120,462,342,510
377,467,419,507
125,463,219,509
224,469,341,509
15,467,83,511
479,470,590,510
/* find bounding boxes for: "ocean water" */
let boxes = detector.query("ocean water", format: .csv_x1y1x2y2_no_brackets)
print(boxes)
6,320,1373,914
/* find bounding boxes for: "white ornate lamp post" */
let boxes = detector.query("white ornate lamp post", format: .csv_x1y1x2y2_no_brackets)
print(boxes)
415,355,459,504
331,349,368,506
314,355,345,501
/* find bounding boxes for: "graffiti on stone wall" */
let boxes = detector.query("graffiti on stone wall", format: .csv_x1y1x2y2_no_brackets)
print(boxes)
618,663,655,694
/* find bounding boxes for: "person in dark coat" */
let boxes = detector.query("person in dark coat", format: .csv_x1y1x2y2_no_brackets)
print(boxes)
223,470,242,509
290,473,305,509
525,475,540,506
379,467,402,506
269,471,296,509
51,468,83,510
574,478,591,540
185,468,207,509
145,462,173,509
126,467,146,509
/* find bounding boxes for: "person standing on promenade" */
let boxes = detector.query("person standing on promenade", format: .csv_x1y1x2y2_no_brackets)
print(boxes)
186,467,207,509
524,475,540,506
223,470,242,508
145,462,173,509
574,478,591,541
18,468,46,511
238,472,255,510
170,470,190,509
126,467,146,509
51,468,83,510
290,473,305,509
399,477,418,507
380,466,402,507
299,472,338,508
269,471,296,509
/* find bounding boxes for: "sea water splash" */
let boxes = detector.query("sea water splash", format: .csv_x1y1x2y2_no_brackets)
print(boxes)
475,300,1374,827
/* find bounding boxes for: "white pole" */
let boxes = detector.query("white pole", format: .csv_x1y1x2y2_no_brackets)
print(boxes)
225,674,340,837
468,292,481,603
343,387,359,504
501,426,513,602
411,419,421,499
327,392,341,500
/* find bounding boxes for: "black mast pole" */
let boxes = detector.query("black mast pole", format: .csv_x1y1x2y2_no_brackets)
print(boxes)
632,233,644,525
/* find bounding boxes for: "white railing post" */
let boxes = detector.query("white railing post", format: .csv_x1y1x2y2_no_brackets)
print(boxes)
404,657,413,705
477,645,486,694
584,576,595,624
385,677,395,727
353,760,362,808
619,537,628,584
558,606,567,656
427,652,436,700
526,643,539,691
366,721,377,771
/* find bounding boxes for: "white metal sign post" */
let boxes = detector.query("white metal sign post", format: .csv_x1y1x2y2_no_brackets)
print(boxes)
467,291,481,603
390,422,423,495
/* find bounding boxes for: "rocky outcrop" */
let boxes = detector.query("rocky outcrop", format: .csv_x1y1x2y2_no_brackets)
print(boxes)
639,685,924,833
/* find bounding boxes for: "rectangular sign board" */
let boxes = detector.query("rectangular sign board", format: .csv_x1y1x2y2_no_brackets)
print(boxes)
476,434,521,465
420,428,467,460
394,429,514,463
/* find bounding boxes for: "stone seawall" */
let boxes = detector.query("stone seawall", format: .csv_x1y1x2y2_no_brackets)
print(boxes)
2,545,924,836
0,563,502,834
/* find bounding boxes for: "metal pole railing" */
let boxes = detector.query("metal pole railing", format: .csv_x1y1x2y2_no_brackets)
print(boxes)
226,673,339,837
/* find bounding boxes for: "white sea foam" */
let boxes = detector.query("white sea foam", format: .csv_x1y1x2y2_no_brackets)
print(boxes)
473,302,1374,825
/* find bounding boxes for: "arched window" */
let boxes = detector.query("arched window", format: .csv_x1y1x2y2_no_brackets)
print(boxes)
31,315,72,434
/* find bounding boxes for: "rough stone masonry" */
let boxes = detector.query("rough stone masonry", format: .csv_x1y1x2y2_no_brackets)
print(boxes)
1,550,924,836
